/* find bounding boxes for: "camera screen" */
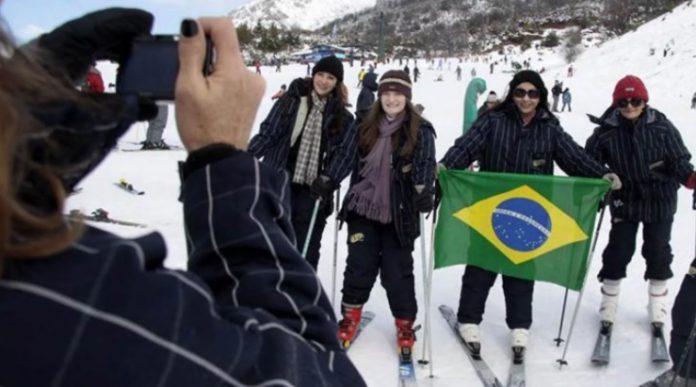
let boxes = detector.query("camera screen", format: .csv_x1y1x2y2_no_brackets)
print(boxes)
116,37,179,100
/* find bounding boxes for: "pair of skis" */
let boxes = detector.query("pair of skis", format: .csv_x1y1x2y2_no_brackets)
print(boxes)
591,321,670,365
67,209,147,228
115,179,145,195
342,311,417,387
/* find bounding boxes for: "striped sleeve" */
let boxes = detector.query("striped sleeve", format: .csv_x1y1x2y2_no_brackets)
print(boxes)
554,125,608,177
325,119,359,184
584,128,605,166
247,98,291,159
412,123,436,192
662,120,693,184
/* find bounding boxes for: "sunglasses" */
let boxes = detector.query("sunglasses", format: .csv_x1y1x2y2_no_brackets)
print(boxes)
512,88,541,99
617,98,644,108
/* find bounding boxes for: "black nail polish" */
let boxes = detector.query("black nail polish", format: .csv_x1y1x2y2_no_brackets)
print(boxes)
181,19,198,37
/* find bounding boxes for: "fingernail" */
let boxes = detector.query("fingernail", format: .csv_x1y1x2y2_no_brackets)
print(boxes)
181,19,198,37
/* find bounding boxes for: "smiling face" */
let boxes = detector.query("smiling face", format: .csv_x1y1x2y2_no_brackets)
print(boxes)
618,99,645,121
512,82,540,116
312,71,338,97
380,90,407,118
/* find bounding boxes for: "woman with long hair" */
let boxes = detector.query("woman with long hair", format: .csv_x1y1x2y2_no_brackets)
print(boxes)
248,55,354,270
323,70,436,352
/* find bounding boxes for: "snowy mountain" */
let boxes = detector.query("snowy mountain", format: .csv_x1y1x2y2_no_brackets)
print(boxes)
85,2,696,386
229,0,376,31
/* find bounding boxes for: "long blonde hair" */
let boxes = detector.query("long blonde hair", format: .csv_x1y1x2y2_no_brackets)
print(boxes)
0,22,83,275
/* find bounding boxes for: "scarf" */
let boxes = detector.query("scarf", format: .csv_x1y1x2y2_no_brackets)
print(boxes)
293,91,327,185
346,113,404,223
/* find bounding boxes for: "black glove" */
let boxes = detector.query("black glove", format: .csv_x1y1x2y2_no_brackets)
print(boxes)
27,8,153,84
434,180,442,210
413,189,434,213
310,176,335,200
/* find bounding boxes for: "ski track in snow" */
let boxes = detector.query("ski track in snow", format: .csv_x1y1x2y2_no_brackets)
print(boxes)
70,3,696,386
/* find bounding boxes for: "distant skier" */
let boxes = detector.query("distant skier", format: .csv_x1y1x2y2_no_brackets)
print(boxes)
456,65,462,81
413,66,420,83
357,68,366,88
567,64,574,77
585,75,695,337
254,59,261,75
403,64,410,77
440,70,620,359
561,88,572,112
355,70,378,120
470,67,476,77
489,62,494,74
551,80,563,112
81,64,104,93
691,92,696,109
325,70,436,353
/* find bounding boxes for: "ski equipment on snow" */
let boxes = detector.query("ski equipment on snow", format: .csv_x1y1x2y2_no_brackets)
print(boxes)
67,209,147,228
651,322,671,363
115,179,145,195
507,346,526,387
440,305,504,387
591,321,612,365
342,311,376,350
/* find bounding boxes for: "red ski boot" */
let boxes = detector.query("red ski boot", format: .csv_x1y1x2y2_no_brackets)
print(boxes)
337,304,363,348
395,318,416,359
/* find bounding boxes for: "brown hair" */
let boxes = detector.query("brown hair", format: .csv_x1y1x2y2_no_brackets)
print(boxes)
358,100,422,158
0,23,83,275
305,76,347,137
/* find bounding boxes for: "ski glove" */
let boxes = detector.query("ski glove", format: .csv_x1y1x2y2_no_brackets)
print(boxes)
310,176,336,201
602,173,622,190
684,171,696,190
24,8,153,85
413,187,434,213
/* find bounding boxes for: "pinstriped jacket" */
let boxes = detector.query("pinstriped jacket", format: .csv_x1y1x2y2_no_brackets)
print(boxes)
248,78,354,176
585,107,693,222
442,105,608,178
325,117,437,246
0,151,365,387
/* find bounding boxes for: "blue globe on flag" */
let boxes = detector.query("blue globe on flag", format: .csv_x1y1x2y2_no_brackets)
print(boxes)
492,198,552,252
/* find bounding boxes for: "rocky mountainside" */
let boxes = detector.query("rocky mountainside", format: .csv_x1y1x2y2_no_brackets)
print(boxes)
229,0,376,30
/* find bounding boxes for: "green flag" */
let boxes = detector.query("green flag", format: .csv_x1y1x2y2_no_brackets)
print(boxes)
435,170,610,290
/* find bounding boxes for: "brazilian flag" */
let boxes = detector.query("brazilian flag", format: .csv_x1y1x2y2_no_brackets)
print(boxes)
435,170,610,290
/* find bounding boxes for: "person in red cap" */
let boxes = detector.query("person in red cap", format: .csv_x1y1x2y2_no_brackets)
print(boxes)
586,75,695,335
322,70,436,354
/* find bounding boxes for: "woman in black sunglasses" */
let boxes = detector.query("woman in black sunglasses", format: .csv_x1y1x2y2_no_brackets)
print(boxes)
585,75,695,332
439,70,621,356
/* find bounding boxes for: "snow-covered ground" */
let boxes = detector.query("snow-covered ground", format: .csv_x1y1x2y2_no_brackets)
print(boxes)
73,2,696,386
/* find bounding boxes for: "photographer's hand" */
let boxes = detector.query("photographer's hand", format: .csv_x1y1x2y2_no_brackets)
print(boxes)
176,18,265,152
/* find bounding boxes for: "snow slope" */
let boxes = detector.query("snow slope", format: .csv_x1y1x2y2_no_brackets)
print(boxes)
77,2,696,386
229,0,376,30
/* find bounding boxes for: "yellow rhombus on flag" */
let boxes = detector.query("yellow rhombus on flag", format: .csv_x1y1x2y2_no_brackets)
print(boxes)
453,185,588,265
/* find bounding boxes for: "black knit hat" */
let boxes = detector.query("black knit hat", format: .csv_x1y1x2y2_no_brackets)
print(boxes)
378,70,412,100
312,56,344,83
503,70,549,111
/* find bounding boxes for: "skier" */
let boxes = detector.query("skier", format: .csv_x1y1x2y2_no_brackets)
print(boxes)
357,67,366,88
585,75,695,334
141,104,170,150
356,70,378,120
271,84,287,100
551,80,562,112
403,64,410,77
567,64,574,77
81,64,104,93
0,11,365,386
248,56,355,270
456,65,462,81
413,65,420,83
470,67,477,77
254,58,261,74
691,92,696,109
561,87,572,112
489,62,494,74
440,70,621,357
325,70,436,352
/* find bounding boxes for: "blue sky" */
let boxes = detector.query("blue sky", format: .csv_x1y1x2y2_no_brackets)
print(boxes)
3,0,252,42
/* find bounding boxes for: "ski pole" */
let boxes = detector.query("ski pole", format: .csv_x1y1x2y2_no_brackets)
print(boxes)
330,187,341,307
418,213,430,366
426,210,437,378
302,199,321,259
554,288,569,346
557,201,608,368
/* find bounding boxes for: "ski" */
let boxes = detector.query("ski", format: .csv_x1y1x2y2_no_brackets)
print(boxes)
650,323,670,363
343,311,376,350
591,321,612,365
68,209,147,228
439,305,504,387
507,347,525,387
398,346,418,387
115,180,145,195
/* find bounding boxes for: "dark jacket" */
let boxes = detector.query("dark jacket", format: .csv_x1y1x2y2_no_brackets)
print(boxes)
0,151,365,387
442,105,608,178
248,78,354,177
670,258,696,379
585,107,693,222
356,72,378,120
326,117,437,246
